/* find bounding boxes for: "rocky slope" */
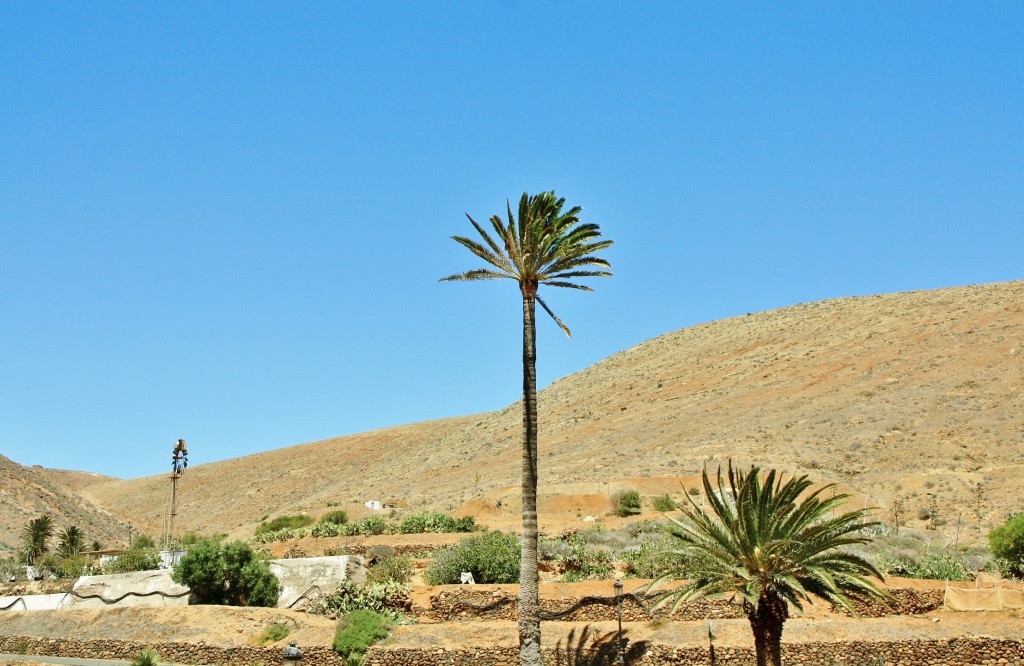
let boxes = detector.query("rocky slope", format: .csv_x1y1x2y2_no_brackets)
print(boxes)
0,455,128,554
6,281,1022,548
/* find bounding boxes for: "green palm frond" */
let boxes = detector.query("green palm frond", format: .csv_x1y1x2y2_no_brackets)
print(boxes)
441,191,613,335
646,461,888,615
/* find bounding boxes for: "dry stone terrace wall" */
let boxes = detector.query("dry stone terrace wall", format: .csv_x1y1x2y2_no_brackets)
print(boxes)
0,636,345,666
3,634,1022,666
845,587,945,618
367,640,1024,666
417,586,943,622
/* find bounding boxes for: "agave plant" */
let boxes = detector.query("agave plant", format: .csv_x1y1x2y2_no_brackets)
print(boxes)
131,648,161,666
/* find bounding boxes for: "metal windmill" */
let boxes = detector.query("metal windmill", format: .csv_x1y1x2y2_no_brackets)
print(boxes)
160,439,188,549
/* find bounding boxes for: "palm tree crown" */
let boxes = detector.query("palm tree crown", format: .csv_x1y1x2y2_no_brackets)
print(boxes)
58,525,86,559
441,191,612,335
651,463,887,666
21,514,54,565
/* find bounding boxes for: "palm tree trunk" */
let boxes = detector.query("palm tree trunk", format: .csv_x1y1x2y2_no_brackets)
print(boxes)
518,291,542,666
748,594,787,666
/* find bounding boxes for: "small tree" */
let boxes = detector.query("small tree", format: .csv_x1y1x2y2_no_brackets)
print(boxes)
424,531,520,585
333,609,390,660
21,515,53,565
613,490,643,517
57,525,86,559
648,463,888,666
105,548,161,574
989,511,1024,579
320,510,349,526
173,539,279,606
131,534,156,550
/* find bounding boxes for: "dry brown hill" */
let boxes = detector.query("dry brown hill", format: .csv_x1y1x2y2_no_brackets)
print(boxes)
0,455,129,554
32,281,1024,548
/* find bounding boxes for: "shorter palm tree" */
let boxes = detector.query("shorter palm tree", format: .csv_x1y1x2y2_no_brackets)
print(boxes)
57,525,86,559
647,462,888,666
20,515,53,565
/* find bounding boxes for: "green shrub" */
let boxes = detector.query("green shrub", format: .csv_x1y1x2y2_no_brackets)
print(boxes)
257,622,291,644
311,522,344,538
613,490,642,517
397,513,431,534
0,558,27,582
310,580,409,619
321,510,350,526
621,542,687,579
560,535,612,582
424,531,520,585
38,554,92,579
365,545,397,564
990,512,1024,579
255,515,314,536
131,534,156,550
332,609,389,658
130,648,161,666
916,552,971,581
172,539,280,606
349,516,388,536
652,495,677,512
573,525,629,551
366,555,414,585
398,512,477,534
876,551,971,581
105,548,161,574
539,538,572,561
251,526,309,544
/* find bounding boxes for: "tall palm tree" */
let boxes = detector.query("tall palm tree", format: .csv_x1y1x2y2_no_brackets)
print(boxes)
20,514,53,565
649,463,888,666
442,191,613,666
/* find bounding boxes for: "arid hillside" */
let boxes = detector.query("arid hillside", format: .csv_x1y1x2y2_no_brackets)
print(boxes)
0,456,127,554
6,281,1023,548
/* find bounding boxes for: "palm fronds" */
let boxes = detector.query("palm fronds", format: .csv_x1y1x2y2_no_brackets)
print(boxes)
648,462,888,615
441,191,613,335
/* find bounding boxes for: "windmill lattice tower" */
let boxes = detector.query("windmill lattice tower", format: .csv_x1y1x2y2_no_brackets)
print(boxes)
160,439,188,549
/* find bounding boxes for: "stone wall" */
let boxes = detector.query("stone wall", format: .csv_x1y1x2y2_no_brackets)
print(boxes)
367,639,1024,666
423,588,741,622
845,587,945,618
0,635,345,666
2,633,1021,666
419,587,941,622
313,540,442,553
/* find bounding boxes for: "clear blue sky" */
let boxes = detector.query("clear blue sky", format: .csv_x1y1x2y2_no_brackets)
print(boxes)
1,3,1021,479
